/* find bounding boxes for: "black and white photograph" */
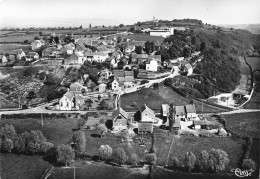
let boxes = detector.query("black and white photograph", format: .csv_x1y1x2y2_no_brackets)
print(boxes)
0,0,259,178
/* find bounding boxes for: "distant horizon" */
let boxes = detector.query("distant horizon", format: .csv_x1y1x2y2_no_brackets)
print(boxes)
0,0,259,28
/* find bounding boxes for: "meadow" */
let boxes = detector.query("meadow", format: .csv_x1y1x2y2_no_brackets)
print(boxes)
0,153,50,179
0,44,31,53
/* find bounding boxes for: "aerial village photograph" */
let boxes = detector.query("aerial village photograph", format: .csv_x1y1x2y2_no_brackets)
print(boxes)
0,0,259,178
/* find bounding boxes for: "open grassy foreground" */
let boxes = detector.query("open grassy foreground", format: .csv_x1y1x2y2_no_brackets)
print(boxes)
224,112,260,138
154,135,245,172
0,153,50,179
0,115,78,145
49,162,147,179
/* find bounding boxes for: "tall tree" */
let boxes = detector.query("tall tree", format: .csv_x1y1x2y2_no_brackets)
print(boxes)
196,150,210,171
183,151,196,172
98,145,113,161
72,130,86,154
57,144,75,167
112,147,128,166
208,148,230,173
96,124,108,138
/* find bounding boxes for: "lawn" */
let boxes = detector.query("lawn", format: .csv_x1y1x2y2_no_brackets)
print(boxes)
0,115,78,146
83,130,152,164
0,44,31,53
49,162,147,179
0,153,50,179
224,112,260,138
154,135,245,172
0,34,37,43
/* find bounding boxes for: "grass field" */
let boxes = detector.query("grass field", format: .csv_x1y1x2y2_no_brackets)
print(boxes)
224,112,260,138
49,162,147,179
0,44,31,53
0,34,38,43
0,116,78,145
0,153,50,179
83,130,152,164
246,56,260,71
154,135,245,172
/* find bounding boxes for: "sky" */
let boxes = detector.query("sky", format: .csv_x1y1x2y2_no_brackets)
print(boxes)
0,0,259,28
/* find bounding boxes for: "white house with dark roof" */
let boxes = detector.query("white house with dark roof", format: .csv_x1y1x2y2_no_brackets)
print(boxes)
146,59,158,72
111,107,128,131
185,104,197,121
140,104,155,123
69,51,86,64
59,92,74,110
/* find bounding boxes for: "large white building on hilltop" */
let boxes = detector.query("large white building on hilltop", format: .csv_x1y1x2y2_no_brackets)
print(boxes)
149,27,174,38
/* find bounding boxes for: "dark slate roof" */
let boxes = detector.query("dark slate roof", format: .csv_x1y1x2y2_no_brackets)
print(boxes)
111,107,128,120
175,106,186,116
140,104,154,115
113,70,125,78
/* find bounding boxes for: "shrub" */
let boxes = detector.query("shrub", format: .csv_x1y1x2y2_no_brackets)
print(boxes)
0,138,2,151
112,147,128,166
96,124,108,138
2,139,14,152
0,124,17,141
40,142,54,154
130,153,139,166
57,144,75,166
208,148,229,173
72,130,86,154
170,156,180,168
242,159,256,171
183,151,196,172
27,130,47,154
145,153,157,165
14,131,29,153
98,145,113,161
196,150,210,172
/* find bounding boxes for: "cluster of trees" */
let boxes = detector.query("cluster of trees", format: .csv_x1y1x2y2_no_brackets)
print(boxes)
0,124,53,155
168,149,230,173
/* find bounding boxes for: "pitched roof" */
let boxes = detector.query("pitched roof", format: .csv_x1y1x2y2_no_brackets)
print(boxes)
131,53,148,59
63,44,73,50
124,70,133,77
185,63,193,69
138,122,153,132
185,104,196,113
140,104,155,115
175,106,186,116
114,70,125,78
75,51,84,57
111,107,128,120
63,92,74,101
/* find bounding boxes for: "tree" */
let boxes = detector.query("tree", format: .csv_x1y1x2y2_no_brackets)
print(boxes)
96,124,108,138
89,24,91,28
40,142,54,154
191,36,196,45
34,36,40,40
200,41,206,51
0,124,17,141
170,157,180,168
27,130,46,154
72,130,86,154
136,22,142,26
130,153,139,166
117,36,122,43
135,46,143,54
183,151,196,172
208,148,230,173
168,103,175,131
98,145,113,161
57,144,75,166
2,139,14,152
145,153,157,165
112,147,128,166
129,27,135,33
242,159,256,171
14,131,29,153
196,150,210,171
119,24,124,27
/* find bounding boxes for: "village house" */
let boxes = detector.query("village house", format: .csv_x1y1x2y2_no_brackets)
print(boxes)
69,51,86,64
111,107,128,131
185,63,193,76
111,78,120,91
99,83,107,93
131,53,149,64
26,52,39,61
31,40,44,50
70,82,89,94
60,44,74,55
85,52,108,63
139,104,155,123
185,104,197,121
0,55,7,63
75,43,87,52
59,92,74,110
42,47,60,57
146,59,158,72
112,70,134,90
9,49,26,60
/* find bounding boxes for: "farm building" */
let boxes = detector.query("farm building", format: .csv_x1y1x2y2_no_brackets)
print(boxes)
111,107,128,131
140,104,155,123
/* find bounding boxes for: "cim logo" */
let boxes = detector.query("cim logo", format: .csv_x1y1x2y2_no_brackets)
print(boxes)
231,168,254,177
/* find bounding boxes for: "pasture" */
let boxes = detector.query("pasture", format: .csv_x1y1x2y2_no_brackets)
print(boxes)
0,153,50,179
0,44,31,53
0,115,78,145
154,134,245,172
224,112,260,138
107,34,165,43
